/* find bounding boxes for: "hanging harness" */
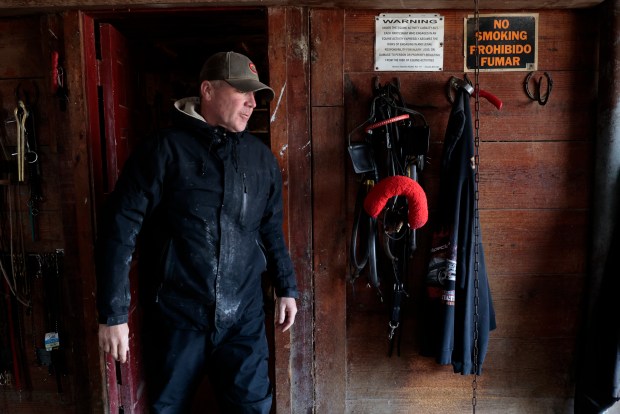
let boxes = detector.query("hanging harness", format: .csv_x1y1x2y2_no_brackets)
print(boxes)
348,77,429,355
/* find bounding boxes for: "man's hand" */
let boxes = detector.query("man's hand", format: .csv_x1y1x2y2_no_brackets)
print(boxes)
276,297,297,332
98,323,129,363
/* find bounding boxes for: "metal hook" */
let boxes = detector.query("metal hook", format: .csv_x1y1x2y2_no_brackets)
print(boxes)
524,71,553,106
447,76,474,104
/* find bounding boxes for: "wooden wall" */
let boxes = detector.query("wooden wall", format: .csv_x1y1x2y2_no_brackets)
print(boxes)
331,7,597,414
0,3,608,414
0,13,99,414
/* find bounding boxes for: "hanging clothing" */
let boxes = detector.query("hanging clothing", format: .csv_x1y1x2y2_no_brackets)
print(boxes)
422,88,496,375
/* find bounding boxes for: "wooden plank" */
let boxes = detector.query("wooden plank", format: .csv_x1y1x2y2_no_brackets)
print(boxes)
420,141,593,211
0,0,605,14
267,8,293,413
489,273,585,338
268,7,314,414
346,336,578,397
346,396,573,414
478,141,593,210
60,11,105,414
312,105,347,413
481,209,588,276
310,10,346,414
284,9,313,413
348,271,585,342
310,9,344,107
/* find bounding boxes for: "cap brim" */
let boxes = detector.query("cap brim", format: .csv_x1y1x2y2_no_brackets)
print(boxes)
226,79,275,101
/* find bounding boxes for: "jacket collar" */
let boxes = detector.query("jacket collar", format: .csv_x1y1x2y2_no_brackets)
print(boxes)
173,97,242,170
172,97,244,142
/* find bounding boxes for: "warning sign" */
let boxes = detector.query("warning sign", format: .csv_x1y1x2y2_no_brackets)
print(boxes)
375,13,444,71
464,14,538,71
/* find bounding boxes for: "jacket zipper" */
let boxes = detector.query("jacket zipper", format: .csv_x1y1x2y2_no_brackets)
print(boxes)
241,172,248,223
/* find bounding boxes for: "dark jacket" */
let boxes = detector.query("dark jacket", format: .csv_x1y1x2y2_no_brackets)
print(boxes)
422,88,496,375
96,97,298,331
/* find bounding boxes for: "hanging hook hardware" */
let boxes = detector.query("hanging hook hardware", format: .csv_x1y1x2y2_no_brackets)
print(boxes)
446,75,503,110
524,71,553,105
447,76,475,104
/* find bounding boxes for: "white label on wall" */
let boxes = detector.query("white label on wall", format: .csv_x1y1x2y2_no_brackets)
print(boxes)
375,13,444,71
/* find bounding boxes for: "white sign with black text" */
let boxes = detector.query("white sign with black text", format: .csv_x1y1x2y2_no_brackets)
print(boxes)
375,13,444,71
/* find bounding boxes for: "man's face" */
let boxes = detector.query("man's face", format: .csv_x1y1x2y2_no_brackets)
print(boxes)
201,80,256,133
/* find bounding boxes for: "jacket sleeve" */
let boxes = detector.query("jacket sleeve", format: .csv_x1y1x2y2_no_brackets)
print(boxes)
95,138,167,325
259,156,298,299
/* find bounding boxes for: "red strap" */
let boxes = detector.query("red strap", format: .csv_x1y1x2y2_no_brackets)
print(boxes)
364,114,409,133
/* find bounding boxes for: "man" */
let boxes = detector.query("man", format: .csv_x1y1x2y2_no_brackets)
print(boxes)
96,51,298,414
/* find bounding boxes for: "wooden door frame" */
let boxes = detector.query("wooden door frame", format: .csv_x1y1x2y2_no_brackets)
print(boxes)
59,10,105,414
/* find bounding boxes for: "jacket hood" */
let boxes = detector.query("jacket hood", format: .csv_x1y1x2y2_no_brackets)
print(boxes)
174,97,205,122
172,97,244,139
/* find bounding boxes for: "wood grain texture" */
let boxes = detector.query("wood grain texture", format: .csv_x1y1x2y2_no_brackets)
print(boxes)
310,9,344,107
269,7,315,414
310,9,347,414
312,105,347,414
0,12,101,414
0,4,605,414
0,0,604,14
343,7,596,414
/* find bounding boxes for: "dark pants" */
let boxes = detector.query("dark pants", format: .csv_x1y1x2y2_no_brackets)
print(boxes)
145,306,272,414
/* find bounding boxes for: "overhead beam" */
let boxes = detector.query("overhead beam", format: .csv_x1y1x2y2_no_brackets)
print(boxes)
0,0,605,16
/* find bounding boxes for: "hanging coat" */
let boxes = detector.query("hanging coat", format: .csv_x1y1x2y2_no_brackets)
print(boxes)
422,88,496,375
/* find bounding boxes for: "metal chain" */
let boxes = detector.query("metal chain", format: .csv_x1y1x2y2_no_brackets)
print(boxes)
472,0,481,412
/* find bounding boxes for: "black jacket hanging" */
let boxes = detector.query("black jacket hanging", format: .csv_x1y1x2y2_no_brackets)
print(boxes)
422,87,496,375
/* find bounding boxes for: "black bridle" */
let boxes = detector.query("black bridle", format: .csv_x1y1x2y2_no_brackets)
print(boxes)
348,77,429,355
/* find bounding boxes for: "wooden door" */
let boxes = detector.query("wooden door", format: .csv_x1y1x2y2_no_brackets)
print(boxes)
84,18,147,414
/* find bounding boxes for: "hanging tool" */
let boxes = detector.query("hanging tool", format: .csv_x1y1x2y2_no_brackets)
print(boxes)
14,82,42,239
12,101,29,182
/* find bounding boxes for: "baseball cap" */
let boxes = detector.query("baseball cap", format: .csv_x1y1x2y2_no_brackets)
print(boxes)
199,51,275,101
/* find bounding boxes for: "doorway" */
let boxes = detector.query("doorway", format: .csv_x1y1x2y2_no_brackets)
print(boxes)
82,8,274,413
